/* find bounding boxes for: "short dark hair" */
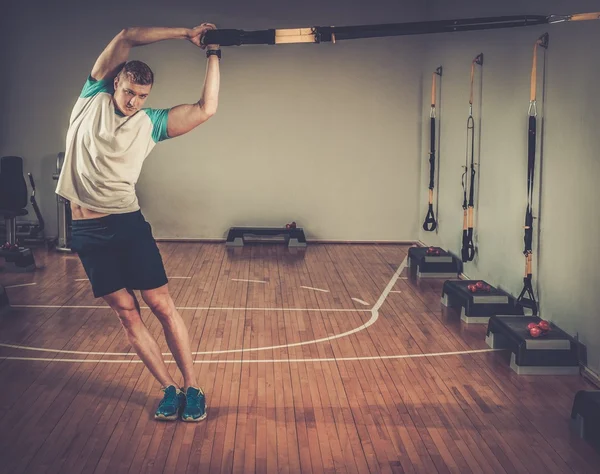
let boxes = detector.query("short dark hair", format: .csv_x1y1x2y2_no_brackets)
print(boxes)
118,60,154,85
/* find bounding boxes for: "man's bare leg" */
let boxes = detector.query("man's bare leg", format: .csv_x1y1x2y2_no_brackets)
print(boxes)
140,284,197,389
103,288,177,388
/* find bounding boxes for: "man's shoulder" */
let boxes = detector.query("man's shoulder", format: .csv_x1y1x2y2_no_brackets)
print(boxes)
68,77,112,124
141,107,171,143
79,74,115,99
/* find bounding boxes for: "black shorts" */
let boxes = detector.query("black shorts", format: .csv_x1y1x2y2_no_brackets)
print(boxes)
70,210,168,298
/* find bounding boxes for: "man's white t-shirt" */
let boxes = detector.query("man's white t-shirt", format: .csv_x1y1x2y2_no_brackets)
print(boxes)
56,75,171,214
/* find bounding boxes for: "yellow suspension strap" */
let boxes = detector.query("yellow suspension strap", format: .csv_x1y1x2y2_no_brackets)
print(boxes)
517,33,548,316
461,53,483,263
423,66,443,232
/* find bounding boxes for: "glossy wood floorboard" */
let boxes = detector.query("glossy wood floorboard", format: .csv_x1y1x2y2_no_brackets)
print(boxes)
0,243,598,474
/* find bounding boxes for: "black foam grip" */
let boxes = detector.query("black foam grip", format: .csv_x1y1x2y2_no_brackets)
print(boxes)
523,225,533,254
203,29,276,46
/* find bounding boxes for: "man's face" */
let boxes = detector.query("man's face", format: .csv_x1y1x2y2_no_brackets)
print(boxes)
113,75,152,116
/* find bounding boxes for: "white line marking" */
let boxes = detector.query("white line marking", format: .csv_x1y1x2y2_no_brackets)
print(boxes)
373,257,406,311
2,257,408,358
231,279,267,284
75,276,191,282
5,283,37,289
390,290,402,293
11,305,369,312
352,298,370,306
300,286,329,293
0,348,501,364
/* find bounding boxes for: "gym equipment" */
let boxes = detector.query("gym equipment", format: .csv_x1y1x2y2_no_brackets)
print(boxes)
571,390,600,451
466,280,492,294
52,152,72,252
0,284,9,311
225,225,307,248
0,243,36,272
0,173,46,246
422,66,442,232
527,319,551,337
441,279,523,324
407,246,460,279
517,33,548,316
461,53,483,263
485,316,580,375
202,12,600,46
21,173,46,244
0,156,36,272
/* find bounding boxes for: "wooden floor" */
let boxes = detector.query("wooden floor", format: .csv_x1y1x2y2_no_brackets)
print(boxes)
0,243,598,474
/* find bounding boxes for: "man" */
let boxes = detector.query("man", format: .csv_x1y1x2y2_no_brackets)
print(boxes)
55,23,221,422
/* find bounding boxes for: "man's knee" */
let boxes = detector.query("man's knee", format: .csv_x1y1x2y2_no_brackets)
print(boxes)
143,291,175,323
104,290,141,329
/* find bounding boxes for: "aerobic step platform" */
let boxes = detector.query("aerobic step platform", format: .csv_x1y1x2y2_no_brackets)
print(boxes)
486,315,580,375
441,279,524,324
571,390,600,452
407,246,461,278
225,226,307,248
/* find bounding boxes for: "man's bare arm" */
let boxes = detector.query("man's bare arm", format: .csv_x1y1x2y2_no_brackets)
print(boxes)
91,26,203,81
166,49,220,138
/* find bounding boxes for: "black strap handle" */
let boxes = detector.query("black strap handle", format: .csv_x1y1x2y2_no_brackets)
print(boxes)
517,275,538,315
422,205,437,231
462,228,475,262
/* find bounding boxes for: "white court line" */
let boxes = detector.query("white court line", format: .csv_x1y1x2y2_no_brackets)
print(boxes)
0,348,501,364
11,305,369,312
74,276,191,282
300,286,329,293
2,256,407,358
5,283,37,289
390,290,402,293
0,306,373,356
231,279,267,284
352,298,370,306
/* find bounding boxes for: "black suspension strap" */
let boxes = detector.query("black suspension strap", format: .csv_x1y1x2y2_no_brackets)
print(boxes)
423,66,443,232
202,12,599,46
461,53,483,263
517,33,548,316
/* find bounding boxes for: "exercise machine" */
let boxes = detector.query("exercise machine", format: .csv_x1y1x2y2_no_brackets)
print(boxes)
0,167,46,247
52,152,72,252
0,156,36,271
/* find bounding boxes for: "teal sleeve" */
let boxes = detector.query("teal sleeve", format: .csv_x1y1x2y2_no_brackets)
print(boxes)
80,75,114,98
143,108,171,142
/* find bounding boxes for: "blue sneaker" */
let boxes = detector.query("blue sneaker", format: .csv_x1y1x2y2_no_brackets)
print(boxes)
181,386,207,422
154,385,185,421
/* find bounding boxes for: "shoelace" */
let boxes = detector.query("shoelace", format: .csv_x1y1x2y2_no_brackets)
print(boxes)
159,387,178,407
187,390,204,407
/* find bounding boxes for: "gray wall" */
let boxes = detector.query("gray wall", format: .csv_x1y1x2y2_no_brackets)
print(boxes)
418,0,600,374
1,0,426,242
